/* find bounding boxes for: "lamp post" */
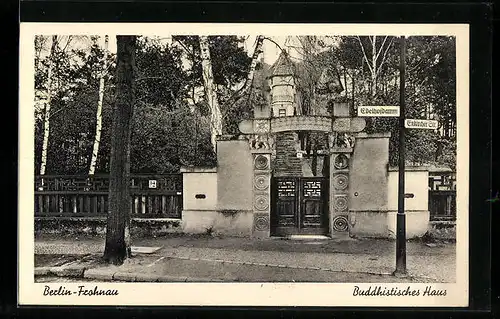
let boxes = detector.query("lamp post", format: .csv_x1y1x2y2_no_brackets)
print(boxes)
394,35,407,276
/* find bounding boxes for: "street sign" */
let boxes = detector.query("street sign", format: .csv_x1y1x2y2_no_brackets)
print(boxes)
404,119,438,130
357,106,400,117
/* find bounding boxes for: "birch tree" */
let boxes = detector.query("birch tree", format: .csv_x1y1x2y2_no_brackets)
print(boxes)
39,35,58,176
88,35,109,175
199,35,222,151
219,35,264,131
355,35,394,99
237,36,264,99
34,36,48,73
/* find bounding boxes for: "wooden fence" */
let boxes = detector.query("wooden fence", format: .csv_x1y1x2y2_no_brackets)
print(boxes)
428,171,456,221
35,174,183,218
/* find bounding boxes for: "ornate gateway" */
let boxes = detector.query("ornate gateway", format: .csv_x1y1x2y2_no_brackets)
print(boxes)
237,53,366,238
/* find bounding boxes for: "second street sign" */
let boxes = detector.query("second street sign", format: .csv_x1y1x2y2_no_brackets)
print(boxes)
357,106,400,117
405,119,438,130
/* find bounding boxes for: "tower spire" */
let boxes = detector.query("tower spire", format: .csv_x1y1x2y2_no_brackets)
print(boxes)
268,50,296,117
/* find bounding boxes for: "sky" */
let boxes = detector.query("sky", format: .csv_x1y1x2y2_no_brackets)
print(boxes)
40,35,332,68
99,35,293,65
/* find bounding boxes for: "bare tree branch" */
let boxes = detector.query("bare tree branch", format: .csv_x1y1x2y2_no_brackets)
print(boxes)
172,37,196,59
408,57,426,74
262,36,283,52
375,36,389,61
376,37,395,76
356,36,374,75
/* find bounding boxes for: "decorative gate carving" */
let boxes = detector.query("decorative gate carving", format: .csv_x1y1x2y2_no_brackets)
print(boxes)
329,149,352,235
271,177,328,236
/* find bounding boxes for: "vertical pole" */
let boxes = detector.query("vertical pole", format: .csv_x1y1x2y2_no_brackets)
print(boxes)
394,36,407,276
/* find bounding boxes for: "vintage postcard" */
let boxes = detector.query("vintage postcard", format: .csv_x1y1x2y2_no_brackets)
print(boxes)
19,23,469,307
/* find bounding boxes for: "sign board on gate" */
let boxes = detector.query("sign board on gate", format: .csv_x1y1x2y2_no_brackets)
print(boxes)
357,106,400,117
148,180,157,189
404,119,438,129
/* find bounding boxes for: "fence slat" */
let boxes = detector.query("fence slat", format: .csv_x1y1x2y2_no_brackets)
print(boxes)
161,196,166,216
132,196,137,216
147,196,152,215
79,196,84,214
100,196,105,215
155,196,160,216
151,196,155,216
45,196,50,215
37,195,43,215
72,196,76,214
85,196,91,215
92,196,97,215
141,196,146,215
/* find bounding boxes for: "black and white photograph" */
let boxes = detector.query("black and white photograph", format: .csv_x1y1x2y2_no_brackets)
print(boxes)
19,23,469,307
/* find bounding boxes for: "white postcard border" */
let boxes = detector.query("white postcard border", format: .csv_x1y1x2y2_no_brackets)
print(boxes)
18,23,469,307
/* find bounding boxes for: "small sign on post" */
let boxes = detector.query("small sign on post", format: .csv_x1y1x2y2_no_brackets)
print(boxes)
148,180,157,189
404,119,438,130
358,106,400,117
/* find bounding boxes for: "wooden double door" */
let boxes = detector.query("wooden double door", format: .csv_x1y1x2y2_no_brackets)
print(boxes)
271,177,329,236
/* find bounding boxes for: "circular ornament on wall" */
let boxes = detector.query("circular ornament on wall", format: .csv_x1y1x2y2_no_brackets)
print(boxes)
254,195,270,211
333,174,348,190
254,214,269,231
334,195,348,211
333,215,349,232
334,154,349,170
254,175,269,190
254,155,270,170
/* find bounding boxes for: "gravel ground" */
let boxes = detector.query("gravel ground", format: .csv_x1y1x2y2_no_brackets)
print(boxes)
36,257,420,283
158,246,454,282
35,233,454,255
35,276,113,283
35,233,456,283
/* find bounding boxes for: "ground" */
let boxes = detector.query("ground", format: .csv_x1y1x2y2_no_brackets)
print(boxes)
34,233,456,283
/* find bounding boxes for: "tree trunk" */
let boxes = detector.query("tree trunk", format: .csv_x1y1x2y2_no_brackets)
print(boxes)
89,35,109,175
34,36,46,73
199,36,222,152
39,35,58,176
371,35,377,99
241,36,264,94
343,67,348,98
103,35,136,265
351,70,355,116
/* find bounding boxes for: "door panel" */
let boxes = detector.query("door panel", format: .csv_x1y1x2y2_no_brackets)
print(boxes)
274,179,297,228
301,201,323,227
272,177,328,236
276,201,296,226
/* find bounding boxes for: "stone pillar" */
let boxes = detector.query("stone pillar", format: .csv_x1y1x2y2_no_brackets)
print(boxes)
251,150,272,238
328,133,355,238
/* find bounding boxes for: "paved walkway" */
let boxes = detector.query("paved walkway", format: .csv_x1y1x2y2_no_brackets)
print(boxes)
34,234,456,283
